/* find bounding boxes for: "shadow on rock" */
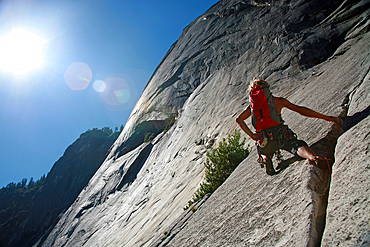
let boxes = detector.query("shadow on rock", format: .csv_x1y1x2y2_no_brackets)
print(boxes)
116,143,153,191
274,120,342,175
340,104,370,136
275,155,303,174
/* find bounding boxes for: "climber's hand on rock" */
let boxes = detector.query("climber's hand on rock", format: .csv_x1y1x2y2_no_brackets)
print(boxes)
331,116,342,126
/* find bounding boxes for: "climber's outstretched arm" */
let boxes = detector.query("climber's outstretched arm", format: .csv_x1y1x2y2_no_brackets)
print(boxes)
236,105,257,141
275,97,340,125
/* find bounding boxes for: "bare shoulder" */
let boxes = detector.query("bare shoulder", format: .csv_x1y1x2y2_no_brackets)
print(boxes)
273,97,290,113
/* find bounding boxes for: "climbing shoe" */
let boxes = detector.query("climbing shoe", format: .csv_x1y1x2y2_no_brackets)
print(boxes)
265,158,276,175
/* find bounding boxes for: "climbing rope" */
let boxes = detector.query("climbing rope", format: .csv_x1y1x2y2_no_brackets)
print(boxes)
317,155,332,175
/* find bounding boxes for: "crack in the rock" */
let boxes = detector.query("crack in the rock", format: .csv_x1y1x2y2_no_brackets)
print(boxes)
307,124,338,246
314,70,370,245
340,66,370,135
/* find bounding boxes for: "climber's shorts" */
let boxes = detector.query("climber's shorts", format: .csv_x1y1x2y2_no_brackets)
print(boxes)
280,138,308,155
258,125,308,157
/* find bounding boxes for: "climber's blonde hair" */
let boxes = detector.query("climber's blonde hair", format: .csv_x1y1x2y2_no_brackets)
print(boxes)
248,78,269,91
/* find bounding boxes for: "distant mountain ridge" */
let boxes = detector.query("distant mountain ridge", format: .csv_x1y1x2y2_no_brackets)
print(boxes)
0,128,120,247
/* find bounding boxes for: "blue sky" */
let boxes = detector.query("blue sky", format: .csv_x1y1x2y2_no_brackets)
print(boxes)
0,0,218,188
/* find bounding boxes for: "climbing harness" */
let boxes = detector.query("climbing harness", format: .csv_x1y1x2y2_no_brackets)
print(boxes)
255,124,306,175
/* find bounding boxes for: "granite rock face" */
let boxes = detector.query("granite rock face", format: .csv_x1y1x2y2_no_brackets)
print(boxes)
321,56,370,245
42,0,370,246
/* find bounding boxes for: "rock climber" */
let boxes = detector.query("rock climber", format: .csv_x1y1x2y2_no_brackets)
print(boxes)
236,78,341,175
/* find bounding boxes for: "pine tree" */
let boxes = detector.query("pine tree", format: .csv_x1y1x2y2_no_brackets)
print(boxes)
184,130,250,210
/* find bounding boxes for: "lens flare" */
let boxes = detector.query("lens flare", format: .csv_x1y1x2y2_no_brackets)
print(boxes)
93,80,106,93
64,62,92,90
100,77,132,106
114,89,131,104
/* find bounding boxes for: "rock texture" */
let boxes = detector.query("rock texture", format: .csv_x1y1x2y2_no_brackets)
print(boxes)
321,56,370,245
0,129,118,247
42,0,370,246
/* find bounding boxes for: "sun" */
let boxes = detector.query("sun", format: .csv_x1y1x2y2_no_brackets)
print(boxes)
0,28,46,76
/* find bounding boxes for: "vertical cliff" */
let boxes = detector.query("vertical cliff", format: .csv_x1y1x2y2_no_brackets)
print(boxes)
42,0,370,246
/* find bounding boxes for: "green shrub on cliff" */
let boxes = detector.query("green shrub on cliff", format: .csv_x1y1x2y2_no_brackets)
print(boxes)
163,117,176,133
184,130,250,210
144,132,156,143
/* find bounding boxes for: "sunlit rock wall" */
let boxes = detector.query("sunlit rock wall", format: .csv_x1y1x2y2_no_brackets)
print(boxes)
43,0,370,246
